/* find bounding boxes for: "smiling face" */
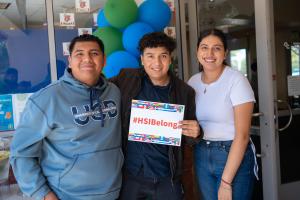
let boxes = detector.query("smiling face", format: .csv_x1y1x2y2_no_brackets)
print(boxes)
141,47,171,86
68,41,105,86
197,35,227,72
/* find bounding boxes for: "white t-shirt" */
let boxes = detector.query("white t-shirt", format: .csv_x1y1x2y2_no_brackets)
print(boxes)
188,66,255,141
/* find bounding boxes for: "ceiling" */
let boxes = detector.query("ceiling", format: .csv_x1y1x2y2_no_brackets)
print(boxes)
0,0,299,31
0,0,106,29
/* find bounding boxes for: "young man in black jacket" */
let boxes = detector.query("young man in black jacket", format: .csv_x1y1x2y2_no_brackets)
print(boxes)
111,32,200,200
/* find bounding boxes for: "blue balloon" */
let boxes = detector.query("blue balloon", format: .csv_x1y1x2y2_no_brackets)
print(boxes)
138,0,171,31
104,51,140,78
97,9,110,28
123,22,154,57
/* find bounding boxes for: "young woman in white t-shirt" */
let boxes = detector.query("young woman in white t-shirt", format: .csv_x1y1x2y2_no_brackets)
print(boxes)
188,29,256,200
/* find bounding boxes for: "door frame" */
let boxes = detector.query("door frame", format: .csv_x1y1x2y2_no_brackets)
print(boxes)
255,1,300,199
254,0,279,199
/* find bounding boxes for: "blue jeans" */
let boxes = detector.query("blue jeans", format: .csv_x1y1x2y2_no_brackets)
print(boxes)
194,140,255,200
120,172,183,200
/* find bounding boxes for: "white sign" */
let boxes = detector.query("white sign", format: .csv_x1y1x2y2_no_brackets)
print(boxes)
12,93,32,129
164,26,176,38
128,100,184,146
134,0,144,6
75,0,90,13
63,42,71,56
78,28,92,36
164,0,175,11
287,75,300,96
60,13,75,27
93,13,98,26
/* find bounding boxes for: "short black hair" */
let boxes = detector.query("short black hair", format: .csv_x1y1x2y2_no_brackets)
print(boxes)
138,32,176,54
69,34,105,55
197,28,228,51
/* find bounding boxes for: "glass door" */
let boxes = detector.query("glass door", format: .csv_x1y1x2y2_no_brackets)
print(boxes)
183,0,300,199
273,0,300,199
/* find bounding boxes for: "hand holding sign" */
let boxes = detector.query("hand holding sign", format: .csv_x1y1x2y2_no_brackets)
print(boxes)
179,120,201,138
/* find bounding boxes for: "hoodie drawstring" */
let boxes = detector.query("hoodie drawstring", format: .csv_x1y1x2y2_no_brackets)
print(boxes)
89,88,104,127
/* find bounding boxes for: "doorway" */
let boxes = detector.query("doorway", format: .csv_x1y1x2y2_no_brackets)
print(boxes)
182,0,300,199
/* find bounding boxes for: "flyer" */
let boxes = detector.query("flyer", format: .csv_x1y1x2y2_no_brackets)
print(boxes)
75,0,90,13
0,94,14,131
78,28,92,36
164,0,175,12
12,93,32,129
63,42,71,56
135,0,144,6
59,13,75,27
93,13,98,26
287,75,300,96
164,26,176,38
128,100,185,146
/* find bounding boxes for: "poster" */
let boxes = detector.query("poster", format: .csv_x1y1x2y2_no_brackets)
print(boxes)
0,94,14,131
287,75,300,96
63,42,71,56
59,13,75,27
164,26,176,38
164,0,175,11
128,100,184,146
78,28,92,36
135,0,144,6
75,0,90,13
93,13,98,26
12,93,32,129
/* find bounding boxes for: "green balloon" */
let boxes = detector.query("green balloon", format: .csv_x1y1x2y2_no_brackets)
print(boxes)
93,27,123,56
104,0,138,29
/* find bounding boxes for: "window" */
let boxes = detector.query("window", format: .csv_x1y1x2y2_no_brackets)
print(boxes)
291,44,300,76
230,49,247,76
0,1,50,95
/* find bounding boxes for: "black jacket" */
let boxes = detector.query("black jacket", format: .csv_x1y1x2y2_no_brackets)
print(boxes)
110,68,199,180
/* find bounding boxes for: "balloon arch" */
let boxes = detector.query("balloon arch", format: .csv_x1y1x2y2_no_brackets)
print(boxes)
93,0,172,78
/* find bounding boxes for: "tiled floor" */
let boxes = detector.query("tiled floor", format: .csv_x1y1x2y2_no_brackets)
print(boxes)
0,184,33,200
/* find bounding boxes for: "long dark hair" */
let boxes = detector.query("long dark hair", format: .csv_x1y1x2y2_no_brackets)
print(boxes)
197,29,228,71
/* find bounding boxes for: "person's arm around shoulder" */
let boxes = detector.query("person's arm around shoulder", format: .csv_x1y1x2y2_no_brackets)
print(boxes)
108,75,119,87
108,68,128,87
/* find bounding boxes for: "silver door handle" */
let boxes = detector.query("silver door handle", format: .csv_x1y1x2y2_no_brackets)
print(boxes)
256,152,265,158
275,99,293,132
252,112,264,117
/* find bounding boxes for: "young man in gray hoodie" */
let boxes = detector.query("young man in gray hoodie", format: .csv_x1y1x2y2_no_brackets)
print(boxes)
10,34,123,200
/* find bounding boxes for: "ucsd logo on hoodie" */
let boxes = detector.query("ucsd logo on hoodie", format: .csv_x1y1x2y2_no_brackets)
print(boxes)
71,99,118,126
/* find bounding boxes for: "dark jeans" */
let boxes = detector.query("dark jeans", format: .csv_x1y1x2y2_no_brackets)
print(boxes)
194,140,255,200
120,172,183,200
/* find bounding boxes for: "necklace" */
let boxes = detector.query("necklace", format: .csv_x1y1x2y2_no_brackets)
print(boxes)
202,66,225,94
